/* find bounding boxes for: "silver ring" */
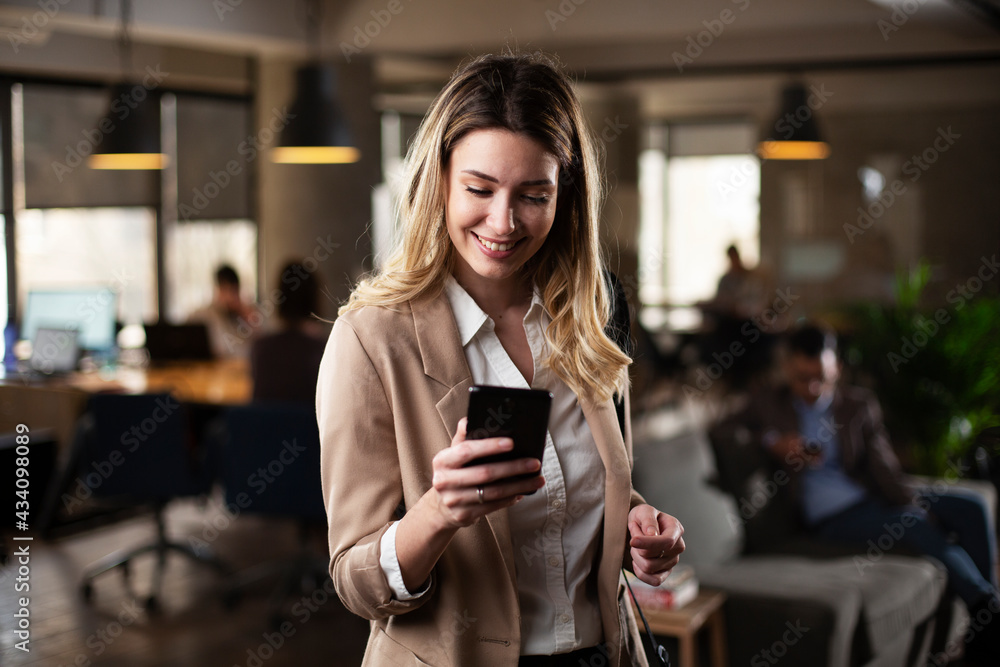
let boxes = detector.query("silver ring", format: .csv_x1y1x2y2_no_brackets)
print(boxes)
477,486,485,504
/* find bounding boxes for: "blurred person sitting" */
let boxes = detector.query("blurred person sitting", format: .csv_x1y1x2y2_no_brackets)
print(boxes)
731,323,999,663
188,264,256,359
250,261,327,405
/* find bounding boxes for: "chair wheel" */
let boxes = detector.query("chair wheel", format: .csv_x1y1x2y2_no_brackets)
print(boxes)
81,582,94,603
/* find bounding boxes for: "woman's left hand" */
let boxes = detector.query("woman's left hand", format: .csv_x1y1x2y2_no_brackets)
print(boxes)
628,504,685,586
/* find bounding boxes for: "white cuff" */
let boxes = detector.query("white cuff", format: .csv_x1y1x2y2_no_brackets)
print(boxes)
379,522,430,601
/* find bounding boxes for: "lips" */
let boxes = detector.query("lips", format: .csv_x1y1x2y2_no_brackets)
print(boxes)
474,232,520,253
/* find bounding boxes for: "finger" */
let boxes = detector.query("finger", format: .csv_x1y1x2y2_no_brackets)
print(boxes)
453,417,468,444
630,561,666,587
433,456,540,491
472,476,545,505
628,505,659,539
631,548,681,578
657,513,685,542
435,436,515,470
630,534,686,557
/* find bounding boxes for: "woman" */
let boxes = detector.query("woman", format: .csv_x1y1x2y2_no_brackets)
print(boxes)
250,260,327,404
317,52,684,666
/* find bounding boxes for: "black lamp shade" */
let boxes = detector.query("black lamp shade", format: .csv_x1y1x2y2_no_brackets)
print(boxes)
272,63,360,164
89,82,166,170
757,83,830,160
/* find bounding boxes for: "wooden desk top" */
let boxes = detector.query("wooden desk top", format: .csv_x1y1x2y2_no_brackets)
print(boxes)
0,358,252,406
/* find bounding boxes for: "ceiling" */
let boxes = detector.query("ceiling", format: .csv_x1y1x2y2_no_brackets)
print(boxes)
0,0,998,114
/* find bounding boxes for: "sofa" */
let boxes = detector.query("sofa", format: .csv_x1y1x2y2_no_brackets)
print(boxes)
631,417,996,667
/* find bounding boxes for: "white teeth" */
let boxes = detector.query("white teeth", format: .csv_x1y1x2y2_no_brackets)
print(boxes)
477,234,514,252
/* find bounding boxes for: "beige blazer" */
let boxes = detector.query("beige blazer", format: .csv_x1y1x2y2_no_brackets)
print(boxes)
316,290,648,666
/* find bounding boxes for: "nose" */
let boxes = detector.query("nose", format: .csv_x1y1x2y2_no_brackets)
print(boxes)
485,194,515,235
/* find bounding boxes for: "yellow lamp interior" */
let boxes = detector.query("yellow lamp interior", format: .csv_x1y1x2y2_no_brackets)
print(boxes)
757,141,831,160
88,153,169,170
270,146,361,164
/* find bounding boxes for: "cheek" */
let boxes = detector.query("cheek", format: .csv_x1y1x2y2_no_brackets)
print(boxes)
447,194,484,229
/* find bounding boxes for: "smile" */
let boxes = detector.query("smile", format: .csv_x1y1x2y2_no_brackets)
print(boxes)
474,232,519,252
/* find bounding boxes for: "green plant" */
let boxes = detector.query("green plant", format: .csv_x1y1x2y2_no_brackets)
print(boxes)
842,261,1000,476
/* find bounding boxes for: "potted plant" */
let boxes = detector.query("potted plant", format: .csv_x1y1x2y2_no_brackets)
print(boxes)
840,261,1000,477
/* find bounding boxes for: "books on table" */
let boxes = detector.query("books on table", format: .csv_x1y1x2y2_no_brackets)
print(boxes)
625,564,699,610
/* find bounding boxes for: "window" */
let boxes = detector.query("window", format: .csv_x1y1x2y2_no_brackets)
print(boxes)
639,122,760,330
164,219,257,323
1,80,257,349
15,207,158,332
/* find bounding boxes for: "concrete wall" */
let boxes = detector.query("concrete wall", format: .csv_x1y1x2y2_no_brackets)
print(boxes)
255,56,381,322
760,104,1000,312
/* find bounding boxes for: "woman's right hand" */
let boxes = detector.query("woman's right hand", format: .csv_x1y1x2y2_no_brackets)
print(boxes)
428,417,545,529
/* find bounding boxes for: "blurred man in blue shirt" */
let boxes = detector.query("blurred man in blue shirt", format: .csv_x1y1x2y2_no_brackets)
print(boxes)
746,324,998,663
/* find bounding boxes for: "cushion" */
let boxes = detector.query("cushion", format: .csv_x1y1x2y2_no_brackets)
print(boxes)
699,554,946,666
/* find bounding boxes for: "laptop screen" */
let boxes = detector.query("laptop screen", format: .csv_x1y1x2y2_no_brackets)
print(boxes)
29,328,80,374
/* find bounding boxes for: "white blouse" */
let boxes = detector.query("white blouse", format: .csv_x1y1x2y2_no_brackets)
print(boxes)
379,276,607,655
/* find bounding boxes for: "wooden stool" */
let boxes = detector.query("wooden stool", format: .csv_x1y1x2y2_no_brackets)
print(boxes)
632,589,727,667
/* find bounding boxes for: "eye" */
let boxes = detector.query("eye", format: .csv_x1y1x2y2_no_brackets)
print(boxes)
465,186,491,197
523,194,551,205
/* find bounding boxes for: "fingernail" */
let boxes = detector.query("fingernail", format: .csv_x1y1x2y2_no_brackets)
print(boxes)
501,438,514,449
646,527,657,536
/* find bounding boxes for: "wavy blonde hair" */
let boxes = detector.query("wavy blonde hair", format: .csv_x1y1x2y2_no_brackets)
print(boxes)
341,52,630,402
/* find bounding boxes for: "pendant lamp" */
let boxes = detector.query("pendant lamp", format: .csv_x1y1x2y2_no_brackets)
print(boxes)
271,0,359,164
270,63,360,164
89,0,166,170
757,83,830,161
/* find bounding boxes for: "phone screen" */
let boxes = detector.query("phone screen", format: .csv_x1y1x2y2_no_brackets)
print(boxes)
463,385,552,488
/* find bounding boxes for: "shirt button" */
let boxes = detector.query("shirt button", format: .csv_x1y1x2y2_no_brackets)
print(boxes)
551,499,563,509
560,613,571,623
548,556,560,567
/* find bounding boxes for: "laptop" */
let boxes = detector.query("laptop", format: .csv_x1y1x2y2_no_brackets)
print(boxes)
143,322,215,363
28,328,80,375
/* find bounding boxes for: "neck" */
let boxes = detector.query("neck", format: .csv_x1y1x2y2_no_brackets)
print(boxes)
452,268,532,318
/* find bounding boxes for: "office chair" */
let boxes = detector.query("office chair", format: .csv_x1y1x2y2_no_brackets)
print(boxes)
75,393,229,610
216,402,328,629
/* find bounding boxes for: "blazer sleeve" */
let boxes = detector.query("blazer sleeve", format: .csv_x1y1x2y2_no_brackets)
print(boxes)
316,316,435,620
858,392,916,507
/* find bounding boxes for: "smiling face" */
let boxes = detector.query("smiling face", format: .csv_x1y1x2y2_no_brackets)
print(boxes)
444,128,560,299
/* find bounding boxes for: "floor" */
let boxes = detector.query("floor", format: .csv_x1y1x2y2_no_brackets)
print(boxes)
0,497,370,667
2,393,993,666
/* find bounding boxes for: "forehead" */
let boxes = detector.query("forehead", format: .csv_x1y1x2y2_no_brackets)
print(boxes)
449,129,558,170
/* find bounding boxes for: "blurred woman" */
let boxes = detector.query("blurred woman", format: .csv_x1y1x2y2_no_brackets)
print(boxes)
251,260,326,404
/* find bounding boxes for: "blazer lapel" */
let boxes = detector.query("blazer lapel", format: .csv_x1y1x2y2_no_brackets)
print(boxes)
413,290,519,593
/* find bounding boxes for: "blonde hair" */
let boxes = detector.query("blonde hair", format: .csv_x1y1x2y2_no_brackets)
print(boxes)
342,52,630,402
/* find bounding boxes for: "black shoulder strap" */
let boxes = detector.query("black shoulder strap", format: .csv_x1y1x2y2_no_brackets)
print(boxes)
602,270,633,436
604,274,671,667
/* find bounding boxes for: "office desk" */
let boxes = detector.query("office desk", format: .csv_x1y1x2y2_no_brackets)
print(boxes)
1,360,253,535
67,359,252,406
0,359,251,451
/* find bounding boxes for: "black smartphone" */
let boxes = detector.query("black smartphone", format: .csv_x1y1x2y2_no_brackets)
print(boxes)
463,385,552,488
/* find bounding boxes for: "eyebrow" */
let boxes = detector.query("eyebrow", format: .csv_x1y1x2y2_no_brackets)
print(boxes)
461,169,553,187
